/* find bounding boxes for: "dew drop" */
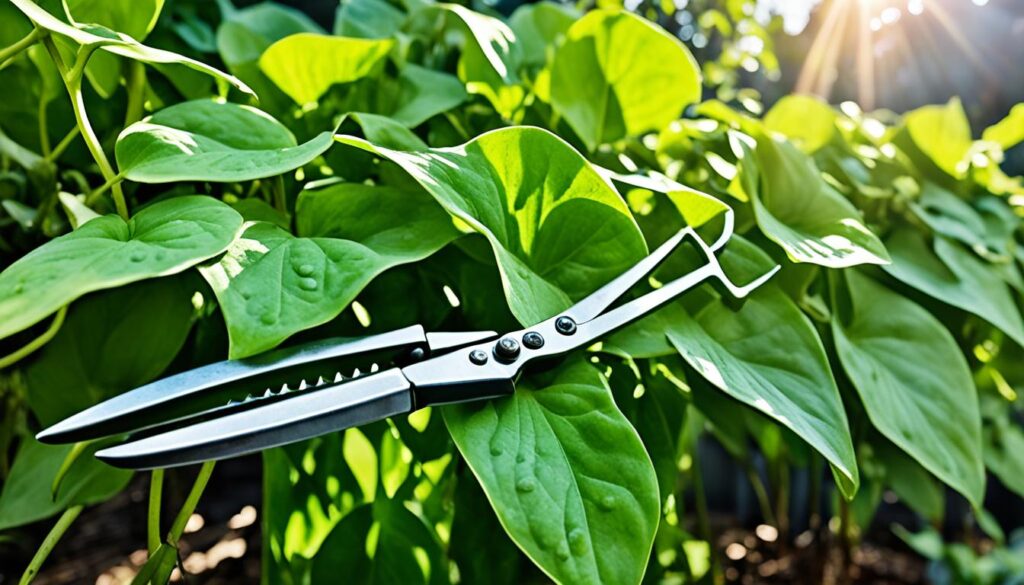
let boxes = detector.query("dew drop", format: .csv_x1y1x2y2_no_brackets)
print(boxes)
490,445,503,457
13,282,23,294
299,277,317,291
155,251,166,261
568,529,588,556
516,454,526,463
556,543,570,561
599,496,616,511
130,250,147,262
515,478,536,493
241,291,252,300
261,313,276,325
296,264,315,277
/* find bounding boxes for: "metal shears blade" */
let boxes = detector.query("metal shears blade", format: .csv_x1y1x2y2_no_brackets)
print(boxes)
38,210,778,469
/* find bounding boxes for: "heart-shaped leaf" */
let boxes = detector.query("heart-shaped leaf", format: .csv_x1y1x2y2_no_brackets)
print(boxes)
333,0,406,39
200,183,458,357
635,239,860,498
443,359,660,585
115,100,336,183
336,126,648,325
983,103,1024,150
0,196,242,340
831,269,984,506
389,64,467,128
259,33,394,106
903,97,973,179
764,95,836,153
10,0,252,96
550,9,700,151
745,130,890,268
883,230,1024,348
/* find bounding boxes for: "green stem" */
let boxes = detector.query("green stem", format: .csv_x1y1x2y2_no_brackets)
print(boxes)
18,505,82,585
742,461,778,528
44,39,128,220
147,470,164,554
85,172,126,205
45,127,80,163
0,28,43,66
38,96,50,157
691,445,722,585
167,461,215,547
271,175,286,214
0,306,67,370
123,60,146,127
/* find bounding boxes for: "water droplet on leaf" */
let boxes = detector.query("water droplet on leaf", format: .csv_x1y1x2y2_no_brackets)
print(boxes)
568,529,587,555
516,478,536,493
599,496,616,511
299,277,317,291
490,445,502,456
556,543,570,561
130,250,146,262
261,313,276,324
296,264,315,277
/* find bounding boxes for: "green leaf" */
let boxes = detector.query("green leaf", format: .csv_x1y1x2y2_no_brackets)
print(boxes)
983,416,1024,499
337,126,648,325
875,441,945,523
0,196,242,341
9,0,252,96
389,64,467,128
831,269,984,507
883,231,1024,348
413,4,522,119
764,94,836,153
201,183,457,357
983,103,1024,150
443,359,660,585
449,467,522,585
663,239,859,497
0,438,131,530
58,192,101,229
24,276,196,425
746,130,890,268
903,97,973,179
115,100,336,183
217,1,323,71
334,0,406,39
310,500,448,585
508,2,577,68
259,33,394,106
550,9,700,151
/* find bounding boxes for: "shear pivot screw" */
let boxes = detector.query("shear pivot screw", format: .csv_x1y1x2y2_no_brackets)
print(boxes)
494,337,521,362
522,332,545,349
469,350,489,365
555,316,577,335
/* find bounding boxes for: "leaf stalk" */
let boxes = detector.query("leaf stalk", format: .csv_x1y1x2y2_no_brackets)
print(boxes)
18,505,83,585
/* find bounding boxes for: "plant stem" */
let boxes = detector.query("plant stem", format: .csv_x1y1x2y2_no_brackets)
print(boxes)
147,470,164,554
38,97,51,157
0,306,67,370
742,461,778,527
43,38,128,219
124,60,146,127
0,28,43,67
45,127,81,163
18,505,82,585
691,444,723,585
86,172,126,205
837,497,853,585
167,461,215,547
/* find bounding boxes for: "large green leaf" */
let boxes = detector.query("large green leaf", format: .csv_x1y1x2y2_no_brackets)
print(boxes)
0,196,242,340
660,239,859,497
443,359,660,585
422,4,523,119
550,9,700,151
115,100,336,183
831,269,984,506
24,277,196,426
201,183,457,357
508,2,577,68
904,98,973,179
764,94,836,153
9,0,251,96
883,230,1024,348
746,131,890,268
0,439,131,530
337,126,648,325
259,33,394,106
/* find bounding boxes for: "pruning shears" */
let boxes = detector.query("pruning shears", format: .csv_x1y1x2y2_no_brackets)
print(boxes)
37,211,777,469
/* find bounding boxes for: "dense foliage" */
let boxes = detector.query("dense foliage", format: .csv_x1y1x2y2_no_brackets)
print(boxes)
0,0,1022,583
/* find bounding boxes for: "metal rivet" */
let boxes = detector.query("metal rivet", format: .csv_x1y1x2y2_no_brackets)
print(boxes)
469,349,489,365
409,347,426,361
555,316,577,335
522,331,545,349
494,337,520,362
